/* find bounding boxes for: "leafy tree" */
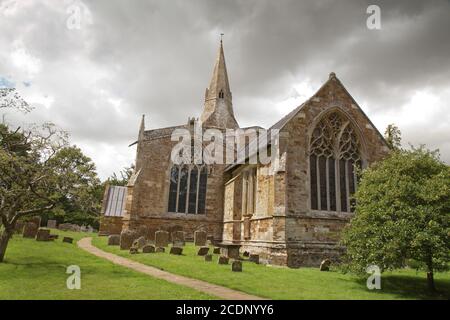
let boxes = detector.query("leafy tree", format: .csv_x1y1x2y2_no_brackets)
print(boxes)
107,164,134,186
342,146,450,292
0,89,104,261
45,146,102,228
384,124,402,150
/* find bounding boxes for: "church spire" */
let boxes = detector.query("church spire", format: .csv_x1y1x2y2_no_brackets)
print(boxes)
200,38,239,129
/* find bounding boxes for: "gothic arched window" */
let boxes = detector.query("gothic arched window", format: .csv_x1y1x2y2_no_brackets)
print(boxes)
219,90,224,99
309,112,361,212
168,165,208,214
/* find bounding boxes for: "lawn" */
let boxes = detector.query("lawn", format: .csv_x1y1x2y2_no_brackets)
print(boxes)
93,236,450,300
0,230,214,300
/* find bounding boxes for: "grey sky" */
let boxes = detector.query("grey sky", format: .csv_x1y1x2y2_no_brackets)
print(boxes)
1,0,449,179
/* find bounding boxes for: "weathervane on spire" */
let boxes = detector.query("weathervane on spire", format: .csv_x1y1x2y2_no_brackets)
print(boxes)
220,33,224,43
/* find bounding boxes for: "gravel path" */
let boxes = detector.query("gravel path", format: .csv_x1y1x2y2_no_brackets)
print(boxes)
78,237,265,300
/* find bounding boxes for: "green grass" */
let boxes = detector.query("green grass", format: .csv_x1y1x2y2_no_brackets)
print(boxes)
0,230,214,300
93,237,450,300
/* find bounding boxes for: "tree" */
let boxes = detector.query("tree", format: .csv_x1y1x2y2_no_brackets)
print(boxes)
107,164,134,186
0,88,32,113
384,124,402,151
0,123,101,262
45,146,102,228
342,147,450,292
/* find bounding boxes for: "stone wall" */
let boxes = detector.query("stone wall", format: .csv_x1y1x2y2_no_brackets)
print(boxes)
222,74,389,267
279,74,390,266
99,216,123,236
123,122,229,242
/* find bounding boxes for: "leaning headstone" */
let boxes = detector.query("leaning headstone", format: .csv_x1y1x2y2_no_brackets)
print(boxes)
47,220,57,229
170,246,183,255
108,234,120,246
218,256,229,265
320,259,331,271
36,228,50,241
23,222,38,238
156,247,165,253
232,260,242,272
142,245,156,253
132,236,147,249
155,230,170,247
171,231,185,246
120,230,137,250
204,254,212,262
197,246,209,256
194,230,207,246
213,247,221,254
63,237,73,244
249,254,259,264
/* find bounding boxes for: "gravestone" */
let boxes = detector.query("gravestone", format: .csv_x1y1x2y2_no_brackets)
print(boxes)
48,234,58,240
36,228,50,241
232,260,242,272
120,230,137,250
156,247,165,253
194,230,207,246
142,245,156,253
47,220,57,229
23,222,38,238
130,247,139,254
172,231,185,246
155,230,170,247
108,234,120,246
170,246,183,255
197,247,209,256
63,237,73,244
204,254,212,262
132,236,147,249
249,254,259,264
320,259,331,271
213,247,221,254
218,256,229,265
59,223,81,232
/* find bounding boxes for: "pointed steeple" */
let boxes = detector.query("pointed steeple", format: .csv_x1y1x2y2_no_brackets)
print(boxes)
200,38,239,129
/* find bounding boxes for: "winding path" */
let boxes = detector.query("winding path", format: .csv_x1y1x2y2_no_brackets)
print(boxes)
78,237,264,300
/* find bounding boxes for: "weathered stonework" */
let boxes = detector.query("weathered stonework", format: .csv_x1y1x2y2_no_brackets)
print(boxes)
99,42,389,268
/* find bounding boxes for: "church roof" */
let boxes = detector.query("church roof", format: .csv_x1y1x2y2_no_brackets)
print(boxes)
225,72,388,172
103,185,127,217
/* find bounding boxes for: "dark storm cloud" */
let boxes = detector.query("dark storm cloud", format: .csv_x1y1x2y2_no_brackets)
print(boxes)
1,0,449,178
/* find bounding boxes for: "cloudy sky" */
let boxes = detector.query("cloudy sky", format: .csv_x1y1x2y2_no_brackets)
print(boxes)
1,0,449,179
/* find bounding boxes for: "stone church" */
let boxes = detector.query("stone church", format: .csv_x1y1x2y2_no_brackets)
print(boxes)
99,40,389,267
